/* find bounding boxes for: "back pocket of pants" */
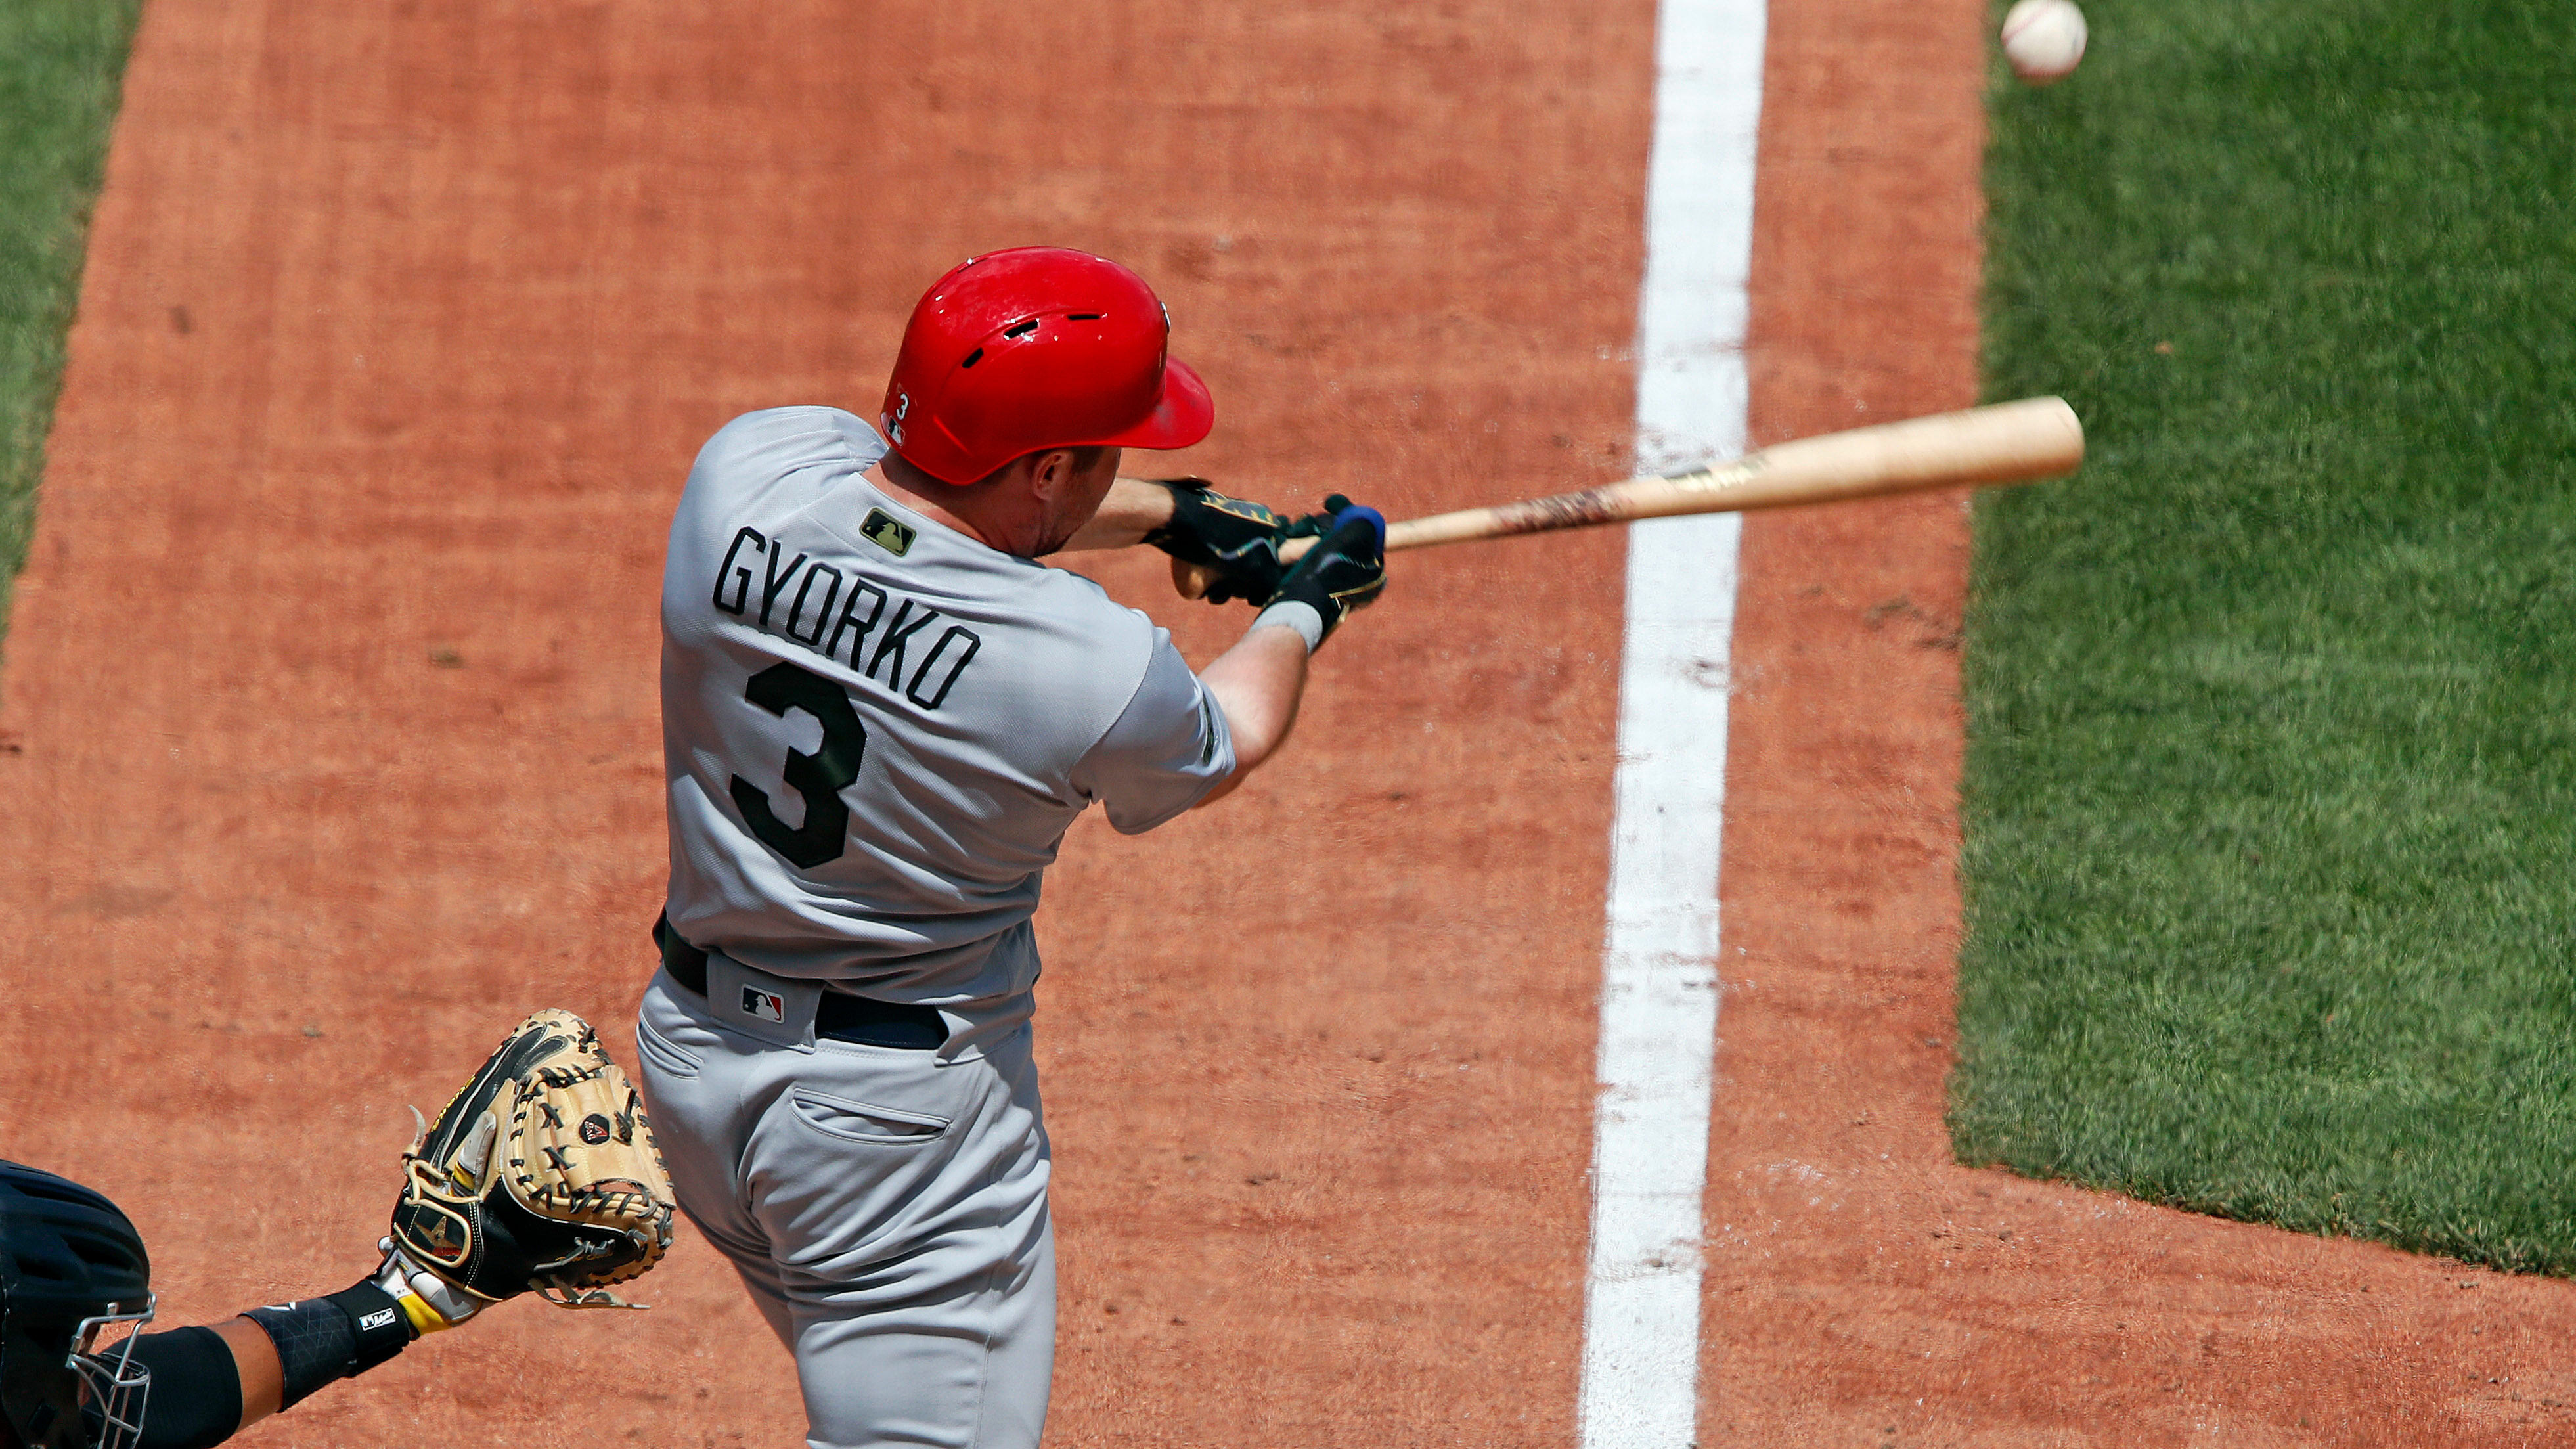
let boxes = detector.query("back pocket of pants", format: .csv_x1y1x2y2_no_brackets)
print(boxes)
788,1088,950,1145
635,1016,703,1080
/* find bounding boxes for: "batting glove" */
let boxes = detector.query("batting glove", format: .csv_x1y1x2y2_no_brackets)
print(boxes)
1142,479,1335,605
1256,501,1386,648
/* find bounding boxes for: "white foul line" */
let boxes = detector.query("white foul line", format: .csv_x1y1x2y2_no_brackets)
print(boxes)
1577,0,1767,1444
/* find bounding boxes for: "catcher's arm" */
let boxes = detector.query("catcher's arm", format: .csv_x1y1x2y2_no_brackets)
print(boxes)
109,1232,456,1443
213,1319,285,1425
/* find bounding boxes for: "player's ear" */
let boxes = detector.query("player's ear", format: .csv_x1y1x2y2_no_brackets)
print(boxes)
1027,448,1077,497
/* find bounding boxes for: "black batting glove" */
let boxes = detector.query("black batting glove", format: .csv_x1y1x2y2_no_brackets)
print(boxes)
1142,479,1335,605
1262,502,1387,647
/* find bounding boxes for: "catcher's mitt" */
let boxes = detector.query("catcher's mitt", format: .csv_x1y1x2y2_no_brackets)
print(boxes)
387,1008,677,1314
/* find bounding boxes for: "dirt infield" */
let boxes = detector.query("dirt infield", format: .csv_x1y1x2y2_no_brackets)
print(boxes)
2,0,2570,1445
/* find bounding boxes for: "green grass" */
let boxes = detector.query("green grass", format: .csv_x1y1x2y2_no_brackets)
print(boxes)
0,0,143,650
1956,0,2576,1274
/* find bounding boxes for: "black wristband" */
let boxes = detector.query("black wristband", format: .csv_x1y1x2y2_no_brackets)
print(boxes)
322,1282,414,1373
123,1327,242,1449
242,1282,411,1411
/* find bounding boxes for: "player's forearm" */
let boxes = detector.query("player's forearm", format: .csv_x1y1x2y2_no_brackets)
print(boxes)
217,1316,286,1430
124,1271,438,1448
1059,478,1179,552
1194,624,1310,805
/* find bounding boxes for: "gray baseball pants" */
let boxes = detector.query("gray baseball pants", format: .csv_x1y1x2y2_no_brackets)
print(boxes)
634,967,1055,1449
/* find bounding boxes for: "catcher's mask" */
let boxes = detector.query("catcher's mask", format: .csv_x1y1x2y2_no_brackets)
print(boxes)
0,1162,155,1449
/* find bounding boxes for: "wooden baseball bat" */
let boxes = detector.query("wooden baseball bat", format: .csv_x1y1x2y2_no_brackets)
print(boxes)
1163,395,2083,600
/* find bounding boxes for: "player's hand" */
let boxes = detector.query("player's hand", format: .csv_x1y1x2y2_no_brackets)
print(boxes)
1142,479,1334,605
1262,499,1386,646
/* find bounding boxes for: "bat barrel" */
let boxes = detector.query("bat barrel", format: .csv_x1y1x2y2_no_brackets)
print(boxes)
1639,394,2084,518
1385,396,2081,550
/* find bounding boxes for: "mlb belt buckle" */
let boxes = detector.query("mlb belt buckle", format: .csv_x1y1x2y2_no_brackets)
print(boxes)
704,950,826,1050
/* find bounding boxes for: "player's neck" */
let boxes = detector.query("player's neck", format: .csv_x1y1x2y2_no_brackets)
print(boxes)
868,453,998,548
868,451,1073,558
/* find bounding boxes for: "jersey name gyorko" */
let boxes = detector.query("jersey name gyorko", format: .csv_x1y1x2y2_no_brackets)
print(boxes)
661,406,1233,1004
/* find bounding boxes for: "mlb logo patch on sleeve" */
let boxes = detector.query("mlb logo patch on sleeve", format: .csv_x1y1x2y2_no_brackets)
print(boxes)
860,508,916,557
742,986,788,1023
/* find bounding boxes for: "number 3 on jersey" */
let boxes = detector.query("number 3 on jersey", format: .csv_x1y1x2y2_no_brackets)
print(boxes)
730,661,866,868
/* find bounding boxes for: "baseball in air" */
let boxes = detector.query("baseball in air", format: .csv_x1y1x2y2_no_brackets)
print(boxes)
2000,0,2087,85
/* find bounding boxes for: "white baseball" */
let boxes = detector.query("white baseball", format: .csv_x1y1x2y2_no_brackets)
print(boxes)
2000,0,2087,85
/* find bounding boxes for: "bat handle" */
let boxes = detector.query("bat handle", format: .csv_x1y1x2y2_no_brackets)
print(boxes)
1168,536,1320,601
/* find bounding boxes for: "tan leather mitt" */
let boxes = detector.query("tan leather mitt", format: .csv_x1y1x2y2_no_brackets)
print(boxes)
388,1008,677,1312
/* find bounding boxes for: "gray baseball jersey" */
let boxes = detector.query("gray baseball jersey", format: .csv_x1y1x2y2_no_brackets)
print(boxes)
659,405,1233,1005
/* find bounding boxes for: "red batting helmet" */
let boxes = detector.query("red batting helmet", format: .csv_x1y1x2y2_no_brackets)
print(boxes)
878,247,1214,485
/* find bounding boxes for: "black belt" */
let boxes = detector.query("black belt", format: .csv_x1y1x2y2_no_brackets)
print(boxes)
654,913,947,1050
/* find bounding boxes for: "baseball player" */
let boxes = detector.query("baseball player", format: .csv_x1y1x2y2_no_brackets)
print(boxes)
1,1012,674,1449
634,245,1385,1448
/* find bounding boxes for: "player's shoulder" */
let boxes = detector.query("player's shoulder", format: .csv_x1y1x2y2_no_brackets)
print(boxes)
694,405,883,477
675,406,885,541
